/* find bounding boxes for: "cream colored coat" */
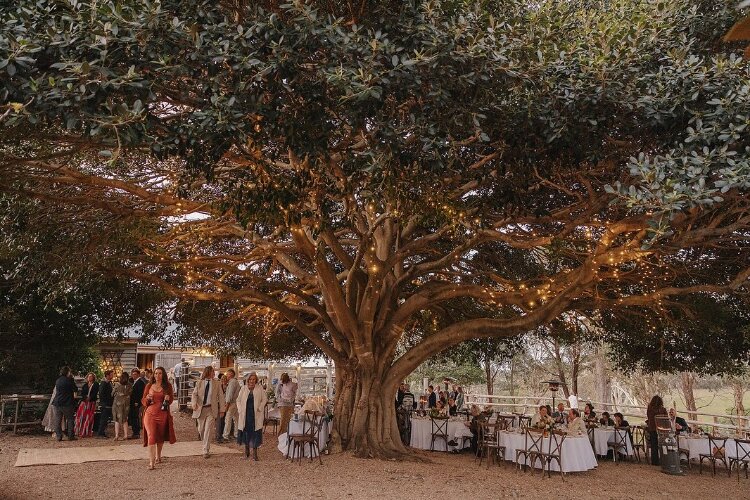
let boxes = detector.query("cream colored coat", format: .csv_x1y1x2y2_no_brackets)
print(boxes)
237,384,267,432
191,378,223,419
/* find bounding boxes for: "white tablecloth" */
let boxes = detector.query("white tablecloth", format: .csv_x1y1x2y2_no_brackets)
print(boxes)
277,417,330,458
409,418,473,451
497,431,598,473
593,428,634,456
681,436,742,461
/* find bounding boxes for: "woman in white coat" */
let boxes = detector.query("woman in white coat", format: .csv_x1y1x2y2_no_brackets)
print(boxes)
236,372,268,461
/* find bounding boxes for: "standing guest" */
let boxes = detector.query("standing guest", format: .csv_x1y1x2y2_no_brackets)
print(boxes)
113,372,132,441
173,359,185,405
447,398,458,416
142,366,177,469
52,366,77,442
599,411,615,427
668,408,690,434
129,368,146,439
216,373,228,443
275,373,298,435
43,386,58,434
237,372,268,461
396,383,406,409
74,372,99,437
646,395,668,466
427,386,437,409
223,368,240,442
96,370,114,438
583,403,597,422
453,385,460,400
567,409,587,434
568,392,579,410
456,386,465,411
191,365,224,458
401,385,416,410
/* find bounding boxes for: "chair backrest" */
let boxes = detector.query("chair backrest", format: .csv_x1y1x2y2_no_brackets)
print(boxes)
632,425,646,446
302,410,319,437
524,428,544,454
497,416,513,431
480,421,497,444
707,435,728,457
519,416,531,429
548,429,566,456
614,426,630,448
734,438,750,463
431,416,448,436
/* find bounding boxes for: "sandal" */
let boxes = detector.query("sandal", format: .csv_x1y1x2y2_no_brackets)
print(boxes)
148,462,155,470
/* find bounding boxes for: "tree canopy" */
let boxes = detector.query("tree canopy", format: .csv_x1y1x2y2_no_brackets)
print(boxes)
2,0,750,457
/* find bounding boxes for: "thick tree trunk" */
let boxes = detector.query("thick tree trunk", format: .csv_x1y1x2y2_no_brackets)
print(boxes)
731,379,747,430
328,365,408,459
551,339,570,399
484,361,494,395
680,371,698,421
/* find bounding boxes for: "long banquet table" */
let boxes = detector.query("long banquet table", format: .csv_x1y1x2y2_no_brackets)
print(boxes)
409,417,474,451
497,430,598,473
680,435,745,461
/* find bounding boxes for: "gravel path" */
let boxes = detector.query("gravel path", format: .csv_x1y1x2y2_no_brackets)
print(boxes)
0,411,747,500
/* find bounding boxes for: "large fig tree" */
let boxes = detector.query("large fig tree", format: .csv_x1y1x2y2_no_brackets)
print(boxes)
2,1,750,457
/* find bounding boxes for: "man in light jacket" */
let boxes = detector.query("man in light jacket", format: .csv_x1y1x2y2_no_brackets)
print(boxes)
222,368,240,441
191,365,224,458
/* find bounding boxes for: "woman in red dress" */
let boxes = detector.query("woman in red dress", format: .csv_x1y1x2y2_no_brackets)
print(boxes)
142,366,177,469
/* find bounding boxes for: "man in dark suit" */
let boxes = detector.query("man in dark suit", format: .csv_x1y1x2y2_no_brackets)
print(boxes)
669,408,690,434
52,366,77,441
427,385,437,408
129,368,146,439
96,370,114,438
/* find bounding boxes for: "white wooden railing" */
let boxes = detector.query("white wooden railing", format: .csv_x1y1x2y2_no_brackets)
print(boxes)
465,393,750,436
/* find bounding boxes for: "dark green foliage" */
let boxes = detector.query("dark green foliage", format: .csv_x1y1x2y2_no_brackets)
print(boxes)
603,295,750,375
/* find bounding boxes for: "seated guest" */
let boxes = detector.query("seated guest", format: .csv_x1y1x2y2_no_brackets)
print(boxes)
464,405,482,455
583,403,597,422
567,408,587,434
599,411,615,427
435,400,448,417
668,408,690,434
438,391,447,405
447,398,458,416
531,405,554,429
553,402,567,424
613,412,630,428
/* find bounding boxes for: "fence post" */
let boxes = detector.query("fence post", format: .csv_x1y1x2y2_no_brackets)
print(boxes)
13,398,20,434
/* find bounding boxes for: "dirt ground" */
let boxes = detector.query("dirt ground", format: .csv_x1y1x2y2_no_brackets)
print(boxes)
0,410,748,500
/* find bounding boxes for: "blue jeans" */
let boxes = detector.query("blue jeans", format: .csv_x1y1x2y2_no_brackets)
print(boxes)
97,406,112,436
